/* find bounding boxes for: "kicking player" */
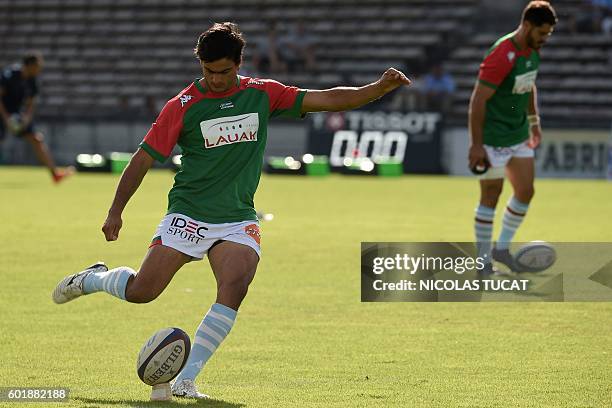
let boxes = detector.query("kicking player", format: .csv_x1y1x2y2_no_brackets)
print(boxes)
0,52,72,182
52,22,410,398
469,1,557,275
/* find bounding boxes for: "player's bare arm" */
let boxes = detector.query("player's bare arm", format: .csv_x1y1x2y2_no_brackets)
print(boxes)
301,68,410,113
468,82,496,168
21,96,36,127
102,148,155,241
0,88,10,124
528,84,541,148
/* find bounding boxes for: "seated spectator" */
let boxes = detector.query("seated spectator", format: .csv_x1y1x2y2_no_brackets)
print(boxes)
571,0,604,34
280,21,318,72
252,22,287,74
422,63,455,113
598,0,612,34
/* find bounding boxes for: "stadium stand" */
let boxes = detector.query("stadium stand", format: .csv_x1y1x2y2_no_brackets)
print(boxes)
0,0,475,119
0,0,610,127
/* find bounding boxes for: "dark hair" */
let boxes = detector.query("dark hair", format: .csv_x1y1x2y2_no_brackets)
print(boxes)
522,1,557,26
194,22,245,64
22,51,43,66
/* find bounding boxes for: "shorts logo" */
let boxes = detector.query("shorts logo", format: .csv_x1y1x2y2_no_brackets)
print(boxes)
200,113,259,149
168,216,208,243
244,224,261,245
492,147,513,157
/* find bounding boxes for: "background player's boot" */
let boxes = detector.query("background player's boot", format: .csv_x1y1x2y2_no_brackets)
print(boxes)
52,262,107,304
492,246,524,272
52,166,75,184
171,379,209,399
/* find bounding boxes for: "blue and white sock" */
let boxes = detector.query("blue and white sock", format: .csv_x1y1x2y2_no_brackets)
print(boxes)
497,197,529,250
475,205,495,264
175,303,237,383
82,266,135,300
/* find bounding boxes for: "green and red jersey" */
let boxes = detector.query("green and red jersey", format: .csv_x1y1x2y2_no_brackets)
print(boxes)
140,76,306,223
478,32,540,147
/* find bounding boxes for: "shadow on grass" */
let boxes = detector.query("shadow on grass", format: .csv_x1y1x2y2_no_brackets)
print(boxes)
73,397,245,407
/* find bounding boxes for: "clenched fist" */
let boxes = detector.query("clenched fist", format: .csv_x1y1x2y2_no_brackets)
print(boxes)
375,68,411,94
102,213,123,241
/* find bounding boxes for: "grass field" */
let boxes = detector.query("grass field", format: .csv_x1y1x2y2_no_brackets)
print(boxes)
1,166,611,407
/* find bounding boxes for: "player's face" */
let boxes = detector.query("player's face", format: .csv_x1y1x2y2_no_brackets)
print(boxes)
201,58,239,93
527,23,553,50
24,61,43,78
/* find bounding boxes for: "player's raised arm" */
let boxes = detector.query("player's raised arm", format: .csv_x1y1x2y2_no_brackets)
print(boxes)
301,68,410,113
102,148,155,241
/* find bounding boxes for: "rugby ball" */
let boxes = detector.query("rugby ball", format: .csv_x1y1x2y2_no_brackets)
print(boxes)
137,327,190,386
514,241,556,272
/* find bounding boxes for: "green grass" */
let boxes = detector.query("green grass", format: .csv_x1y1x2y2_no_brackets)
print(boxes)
1,167,611,407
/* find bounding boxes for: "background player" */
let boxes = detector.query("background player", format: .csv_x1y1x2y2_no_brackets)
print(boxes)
52,22,410,399
0,52,72,182
468,1,557,275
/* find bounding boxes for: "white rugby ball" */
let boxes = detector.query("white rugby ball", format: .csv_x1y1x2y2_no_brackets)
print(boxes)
514,241,556,272
137,327,190,386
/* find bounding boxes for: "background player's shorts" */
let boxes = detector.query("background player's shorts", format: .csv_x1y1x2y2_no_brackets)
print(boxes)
150,213,261,260
0,120,36,141
480,140,534,179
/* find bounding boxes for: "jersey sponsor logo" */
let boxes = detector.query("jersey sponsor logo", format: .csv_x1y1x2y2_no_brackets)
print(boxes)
220,101,234,109
244,224,261,245
179,94,193,107
167,216,208,243
512,70,537,94
507,51,515,62
526,60,533,68
200,113,259,149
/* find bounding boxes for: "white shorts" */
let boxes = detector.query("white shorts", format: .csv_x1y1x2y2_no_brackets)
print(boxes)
150,213,261,260
480,141,534,180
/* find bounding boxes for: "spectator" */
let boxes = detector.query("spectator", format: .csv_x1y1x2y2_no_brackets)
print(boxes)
422,63,455,113
570,1,604,34
280,21,318,72
598,0,612,34
252,22,287,74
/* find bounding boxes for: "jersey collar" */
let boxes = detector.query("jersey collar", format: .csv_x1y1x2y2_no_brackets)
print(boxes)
194,76,241,97
510,34,522,51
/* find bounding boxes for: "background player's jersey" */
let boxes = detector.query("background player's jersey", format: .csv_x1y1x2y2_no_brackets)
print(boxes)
478,33,540,147
141,76,306,223
0,64,38,113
